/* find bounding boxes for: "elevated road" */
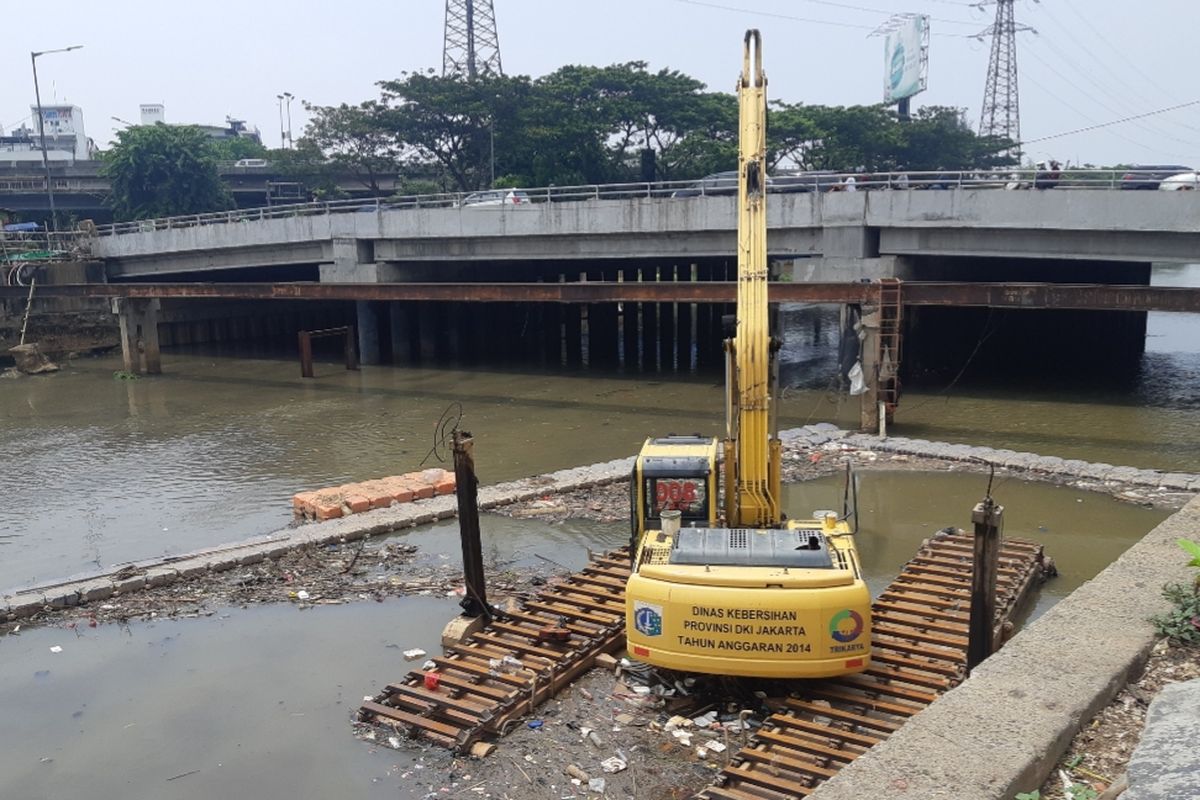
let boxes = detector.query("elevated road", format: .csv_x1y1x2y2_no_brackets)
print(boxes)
84,188,1200,281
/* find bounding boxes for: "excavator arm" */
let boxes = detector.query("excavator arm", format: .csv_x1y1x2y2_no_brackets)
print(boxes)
724,29,782,529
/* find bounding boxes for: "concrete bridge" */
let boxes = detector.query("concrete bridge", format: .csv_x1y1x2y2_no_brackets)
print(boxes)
89,189,1200,284
61,186,1199,430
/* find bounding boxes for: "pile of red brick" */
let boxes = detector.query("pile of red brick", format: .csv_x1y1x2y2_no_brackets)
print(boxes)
292,468,457,521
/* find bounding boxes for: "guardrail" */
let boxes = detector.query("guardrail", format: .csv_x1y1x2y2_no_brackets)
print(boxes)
87,168,1183,238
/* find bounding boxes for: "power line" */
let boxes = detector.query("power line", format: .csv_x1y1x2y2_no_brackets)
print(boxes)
1020,99,1200,147
673,0,978,37
1019,55,1183,159
1021,46,1200,152
673,0,874,31
1026,3,1200,146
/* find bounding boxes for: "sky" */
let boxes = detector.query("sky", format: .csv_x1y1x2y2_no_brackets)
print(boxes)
3,0,1197,168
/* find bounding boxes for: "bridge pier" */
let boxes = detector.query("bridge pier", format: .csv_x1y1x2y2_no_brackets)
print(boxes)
114,298,162,375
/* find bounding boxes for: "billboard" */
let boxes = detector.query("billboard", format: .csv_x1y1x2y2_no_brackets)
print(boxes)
883,15,929,104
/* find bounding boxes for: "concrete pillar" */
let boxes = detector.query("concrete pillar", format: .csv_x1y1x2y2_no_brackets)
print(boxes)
114,298,162,375
540,303,560,366
677,264,695,372
621,281,639,371
418,303,438,363
389,303,410,363
565,304,583,367
354,301,381,365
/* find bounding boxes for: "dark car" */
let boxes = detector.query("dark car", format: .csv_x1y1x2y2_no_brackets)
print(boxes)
671,171,741,198
1119,165,1193,190
770,171,841,193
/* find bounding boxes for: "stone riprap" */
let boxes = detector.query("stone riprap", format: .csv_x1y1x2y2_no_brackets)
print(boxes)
1122,678,1200,800
786,423,1199,491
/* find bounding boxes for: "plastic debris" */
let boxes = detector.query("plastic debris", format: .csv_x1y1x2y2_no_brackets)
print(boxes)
600,756,627,773
49,646,63,654
296,590,310,601
588,730,604,747
692,711,718,727
588,777,606,793
527,719,544,730
403,648,427,661
424,672,441,691
565,764,589,781
705,740,727,753
388,736,401,749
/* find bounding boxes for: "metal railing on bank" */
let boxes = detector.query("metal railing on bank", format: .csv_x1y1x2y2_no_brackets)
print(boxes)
88,168,1180,238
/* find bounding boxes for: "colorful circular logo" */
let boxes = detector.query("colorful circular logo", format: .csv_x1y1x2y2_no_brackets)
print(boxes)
829,609,864,643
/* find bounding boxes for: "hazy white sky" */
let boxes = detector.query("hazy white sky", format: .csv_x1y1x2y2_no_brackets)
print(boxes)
3,0,1196,167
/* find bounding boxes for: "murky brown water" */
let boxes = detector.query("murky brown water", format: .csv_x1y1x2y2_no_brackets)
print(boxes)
1,323,1196,591
0,481,1167,800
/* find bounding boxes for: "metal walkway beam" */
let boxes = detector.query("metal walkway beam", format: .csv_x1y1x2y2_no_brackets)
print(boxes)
5,281,1200,313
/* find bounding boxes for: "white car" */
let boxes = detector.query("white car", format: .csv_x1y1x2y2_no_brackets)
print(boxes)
1158,172,1200,191
459,189,532,207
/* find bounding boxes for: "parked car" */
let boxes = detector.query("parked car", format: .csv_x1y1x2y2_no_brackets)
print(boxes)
671,171,741,198
233,158,269,168
1158,172,1200,191
459,189,532,207
1119,165,1193,190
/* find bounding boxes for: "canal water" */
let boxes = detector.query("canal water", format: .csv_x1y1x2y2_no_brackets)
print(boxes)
0,478,1168,800
2,289,1197,590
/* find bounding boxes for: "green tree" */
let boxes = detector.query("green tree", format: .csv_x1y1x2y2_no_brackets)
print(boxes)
379,72,537,191
208,136,270,162
299,100,399,195
896,106,1016,170
101,124,232,220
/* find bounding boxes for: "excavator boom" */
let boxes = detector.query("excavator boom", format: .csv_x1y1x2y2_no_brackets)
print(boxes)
726,29,781,529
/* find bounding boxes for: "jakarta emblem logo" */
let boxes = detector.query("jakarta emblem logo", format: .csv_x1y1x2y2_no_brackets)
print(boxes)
633,601,663,637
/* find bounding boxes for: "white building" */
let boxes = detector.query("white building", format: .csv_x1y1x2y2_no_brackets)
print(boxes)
0,104,95,164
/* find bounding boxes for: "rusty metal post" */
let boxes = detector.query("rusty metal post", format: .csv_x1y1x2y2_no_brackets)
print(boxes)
453,430,490,620
298,331,314,378
344,325,359,371
967,498,1003,672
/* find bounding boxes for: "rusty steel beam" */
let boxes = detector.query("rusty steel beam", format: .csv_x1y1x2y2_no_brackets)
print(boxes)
899,282,1200,313
5,281,1200,312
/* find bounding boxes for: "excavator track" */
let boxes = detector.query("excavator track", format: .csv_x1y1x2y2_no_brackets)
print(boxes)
358,532,1048,764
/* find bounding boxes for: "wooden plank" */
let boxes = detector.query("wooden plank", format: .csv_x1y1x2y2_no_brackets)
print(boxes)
802,686,925,719
838,674,940,705
361,700,462,739
868,648,963,678
785,698,903,733
771,715,884,748
751,728,864,763
872,621,968,649
403,670,514,702
385,683,495,716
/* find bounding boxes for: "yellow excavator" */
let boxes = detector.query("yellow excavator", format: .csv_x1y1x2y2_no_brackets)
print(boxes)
624,30,871,679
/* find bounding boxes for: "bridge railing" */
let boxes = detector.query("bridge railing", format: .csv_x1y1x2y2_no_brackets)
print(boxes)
88,168,1168,238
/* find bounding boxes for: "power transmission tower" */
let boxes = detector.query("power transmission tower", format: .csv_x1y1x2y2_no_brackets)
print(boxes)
976,0,1035,159
443,0,503,80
